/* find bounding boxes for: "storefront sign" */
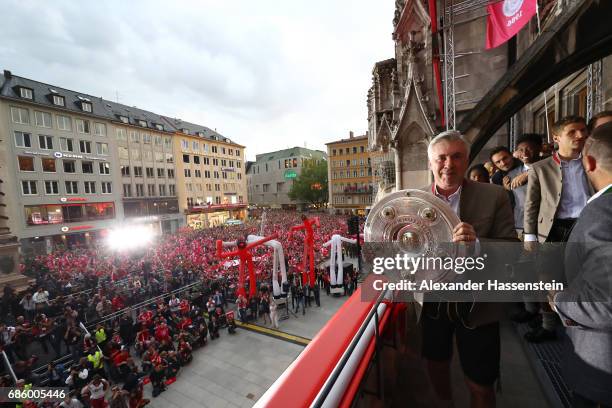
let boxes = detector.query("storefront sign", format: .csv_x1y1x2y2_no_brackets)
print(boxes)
54,152,82,159
221,167,235,172
60,197,87,203
189,203,246,213
24,150,51,156
53,152,107,161
83,155,107,161
60,225,94,232
128,216,160,223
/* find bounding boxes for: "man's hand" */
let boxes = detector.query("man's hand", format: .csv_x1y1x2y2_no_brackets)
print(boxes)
452,222,477,243
502,176,512,190
510,172,529,189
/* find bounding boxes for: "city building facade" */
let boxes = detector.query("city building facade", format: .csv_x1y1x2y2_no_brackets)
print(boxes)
0,71,123,255
326,132,373,215
104,102,183,235
0,69,249,254
247,147,327,208
166,118,247,228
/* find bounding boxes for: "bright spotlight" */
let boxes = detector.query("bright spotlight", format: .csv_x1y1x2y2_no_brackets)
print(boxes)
106,225,154,251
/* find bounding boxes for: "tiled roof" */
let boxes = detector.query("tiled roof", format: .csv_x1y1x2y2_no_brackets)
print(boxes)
325,134,368,145
0,70,236,143
254,147,327,162
1,70,113,120
159,116,238,145
100,100,172,133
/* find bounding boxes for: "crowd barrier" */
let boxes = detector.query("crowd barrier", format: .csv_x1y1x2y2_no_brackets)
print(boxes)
85,279,204,330
6,279,209,385
1,351,17,383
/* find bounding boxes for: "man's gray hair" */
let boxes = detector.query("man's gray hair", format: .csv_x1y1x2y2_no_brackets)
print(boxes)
427,130,471,159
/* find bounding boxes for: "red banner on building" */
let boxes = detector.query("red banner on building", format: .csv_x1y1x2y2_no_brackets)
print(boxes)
486,0,537,49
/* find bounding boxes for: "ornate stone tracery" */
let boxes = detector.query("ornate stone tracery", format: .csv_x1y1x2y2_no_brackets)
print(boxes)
369,0,438,193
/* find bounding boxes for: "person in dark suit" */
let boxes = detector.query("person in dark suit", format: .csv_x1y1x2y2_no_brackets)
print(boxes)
313,282,321,307
421,130,517,408
550,122,612,407
489,146,520,187
289,280,297,311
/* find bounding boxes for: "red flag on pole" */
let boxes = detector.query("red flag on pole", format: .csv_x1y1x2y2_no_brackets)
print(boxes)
486,0,537,49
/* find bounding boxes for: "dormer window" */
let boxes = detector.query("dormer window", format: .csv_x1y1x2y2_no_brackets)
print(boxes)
119,116,129,124
81,102,92,112
19,87,33,99
155,123,164,131
138,120,147,127
52,95,65,106
197,131,205,137
181,128,189,135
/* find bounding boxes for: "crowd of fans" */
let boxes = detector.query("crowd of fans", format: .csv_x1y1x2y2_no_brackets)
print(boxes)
466,111,612,344
0,210,363,407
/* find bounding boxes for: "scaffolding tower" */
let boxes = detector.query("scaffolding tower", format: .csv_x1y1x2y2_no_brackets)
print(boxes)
442,0,457,130
586,59,604,121
441,0,490,131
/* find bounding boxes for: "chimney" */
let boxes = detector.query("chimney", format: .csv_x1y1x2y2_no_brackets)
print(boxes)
3,70,12,79
349,131,354,139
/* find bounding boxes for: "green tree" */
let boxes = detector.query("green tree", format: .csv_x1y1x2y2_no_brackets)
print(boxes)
288,160,328,207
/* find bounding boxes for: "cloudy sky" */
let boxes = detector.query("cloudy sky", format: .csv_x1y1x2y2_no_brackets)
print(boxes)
1,0,395,160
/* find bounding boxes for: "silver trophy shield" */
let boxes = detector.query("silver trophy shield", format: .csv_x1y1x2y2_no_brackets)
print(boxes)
364,189,461,284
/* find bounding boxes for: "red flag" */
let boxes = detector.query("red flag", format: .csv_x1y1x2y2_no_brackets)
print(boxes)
486,0,537,49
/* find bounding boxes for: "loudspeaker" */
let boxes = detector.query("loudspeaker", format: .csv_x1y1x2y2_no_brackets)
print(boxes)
347,216,359,235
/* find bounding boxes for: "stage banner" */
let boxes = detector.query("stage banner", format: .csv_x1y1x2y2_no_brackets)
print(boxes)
486,0,537,49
